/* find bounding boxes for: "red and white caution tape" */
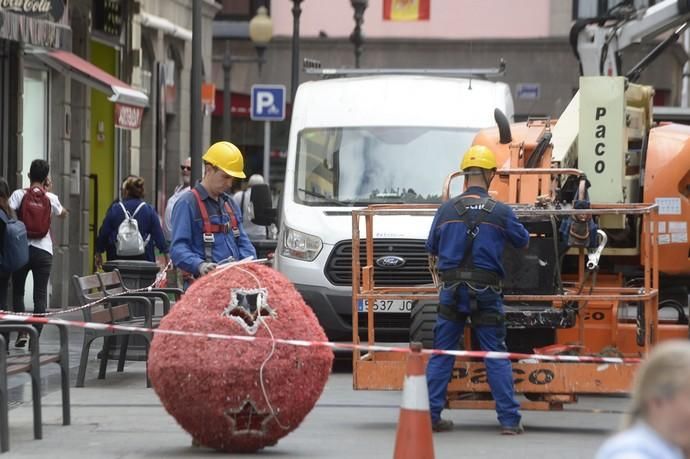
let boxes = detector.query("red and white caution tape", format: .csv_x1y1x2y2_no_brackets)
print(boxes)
0,258,269,319
0,312,642,364
0,257,641,364
0,260,174,318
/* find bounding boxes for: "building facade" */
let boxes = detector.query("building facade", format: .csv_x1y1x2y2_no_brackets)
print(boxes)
212,0,685,193
0,0,217,309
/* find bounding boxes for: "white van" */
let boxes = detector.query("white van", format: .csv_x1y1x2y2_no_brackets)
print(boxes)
274,72,514,342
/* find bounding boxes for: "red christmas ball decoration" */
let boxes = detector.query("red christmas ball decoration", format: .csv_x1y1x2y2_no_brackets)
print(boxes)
148,263,333,452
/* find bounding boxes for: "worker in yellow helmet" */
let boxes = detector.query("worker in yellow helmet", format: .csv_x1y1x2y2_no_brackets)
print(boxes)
170,142,256,286
460,144,498,188
425,145,529,434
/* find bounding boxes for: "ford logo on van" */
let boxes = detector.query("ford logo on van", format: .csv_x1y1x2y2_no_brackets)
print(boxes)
376,256,406,268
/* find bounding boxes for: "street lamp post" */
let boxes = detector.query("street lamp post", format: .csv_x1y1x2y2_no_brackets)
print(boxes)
222,42,233,142
191,0,203,184
217,6,273,142
350,0,368,68
290,0,303,103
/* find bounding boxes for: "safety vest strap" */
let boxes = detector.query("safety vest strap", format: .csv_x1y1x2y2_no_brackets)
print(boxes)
453,195,497,220
437,303,505,326
191,188,240,262
191,189,239,236
440,268,501,287
450,195,497,272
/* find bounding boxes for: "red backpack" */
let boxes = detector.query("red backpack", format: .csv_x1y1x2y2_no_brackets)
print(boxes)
18,186,52,239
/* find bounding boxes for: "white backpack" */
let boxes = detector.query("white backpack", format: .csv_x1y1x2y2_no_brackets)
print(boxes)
116,202,149,256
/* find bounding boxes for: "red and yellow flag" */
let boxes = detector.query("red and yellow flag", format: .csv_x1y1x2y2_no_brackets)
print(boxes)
383,0,430,21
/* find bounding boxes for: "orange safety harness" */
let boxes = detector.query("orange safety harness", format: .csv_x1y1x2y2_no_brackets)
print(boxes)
191,188,240,262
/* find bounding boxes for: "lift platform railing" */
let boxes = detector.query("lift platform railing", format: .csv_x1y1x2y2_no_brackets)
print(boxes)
350,199,660,408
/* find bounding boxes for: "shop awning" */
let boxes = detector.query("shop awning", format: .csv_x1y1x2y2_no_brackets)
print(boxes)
0,10,69,49
31,49,149,108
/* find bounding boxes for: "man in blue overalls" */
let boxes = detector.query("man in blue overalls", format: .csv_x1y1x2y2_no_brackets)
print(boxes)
426,145,529,434
170,141,257,286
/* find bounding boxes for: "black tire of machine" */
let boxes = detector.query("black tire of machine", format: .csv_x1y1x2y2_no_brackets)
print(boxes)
409,301,437,349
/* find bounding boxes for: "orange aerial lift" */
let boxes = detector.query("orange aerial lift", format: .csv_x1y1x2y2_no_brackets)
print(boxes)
351,0,690,409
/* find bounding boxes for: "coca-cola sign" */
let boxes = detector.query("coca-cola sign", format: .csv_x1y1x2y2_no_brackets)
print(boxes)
0,0,65,21
114,103,144,130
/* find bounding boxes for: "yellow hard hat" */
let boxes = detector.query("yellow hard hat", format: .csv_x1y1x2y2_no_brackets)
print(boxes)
460,145,497,171
202,141,246,179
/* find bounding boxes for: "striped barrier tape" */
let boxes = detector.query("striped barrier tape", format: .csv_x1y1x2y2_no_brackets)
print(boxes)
0,311,642,364
0,260,174,318
0,258,266,319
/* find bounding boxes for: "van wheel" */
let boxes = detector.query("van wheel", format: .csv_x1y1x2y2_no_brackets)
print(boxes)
409,302,437,349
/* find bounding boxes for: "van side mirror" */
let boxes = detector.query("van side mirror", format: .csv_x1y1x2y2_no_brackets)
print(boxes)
249,184,276,226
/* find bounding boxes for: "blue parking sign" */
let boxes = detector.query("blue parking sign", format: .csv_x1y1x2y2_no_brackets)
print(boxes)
250,84,286,121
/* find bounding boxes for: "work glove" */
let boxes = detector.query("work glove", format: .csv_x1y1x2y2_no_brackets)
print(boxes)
198,262,218,276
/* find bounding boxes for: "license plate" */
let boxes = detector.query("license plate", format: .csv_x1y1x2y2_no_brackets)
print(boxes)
358,299,413,313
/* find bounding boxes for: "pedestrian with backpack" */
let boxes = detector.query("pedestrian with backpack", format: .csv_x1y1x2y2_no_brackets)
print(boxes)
0,176,29,306
94,176,168,269
170,142,256,289
9,159,68,347
0,177,28,352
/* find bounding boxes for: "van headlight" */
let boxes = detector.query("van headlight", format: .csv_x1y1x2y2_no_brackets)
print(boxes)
282,227,323,261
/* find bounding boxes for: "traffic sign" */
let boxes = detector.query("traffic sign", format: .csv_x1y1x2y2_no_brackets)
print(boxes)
250,84,286,121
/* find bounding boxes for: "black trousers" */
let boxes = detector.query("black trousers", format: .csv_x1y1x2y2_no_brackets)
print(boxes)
0,271,9,350
11,246,53,334
0,271,10,310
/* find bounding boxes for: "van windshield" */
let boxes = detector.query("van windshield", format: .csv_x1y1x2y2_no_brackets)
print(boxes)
294,127,475,206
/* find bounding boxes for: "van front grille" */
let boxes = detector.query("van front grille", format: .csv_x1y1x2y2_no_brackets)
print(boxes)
325,239,432,286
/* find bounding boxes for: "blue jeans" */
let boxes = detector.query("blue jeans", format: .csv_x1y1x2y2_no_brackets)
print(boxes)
426,288,521,427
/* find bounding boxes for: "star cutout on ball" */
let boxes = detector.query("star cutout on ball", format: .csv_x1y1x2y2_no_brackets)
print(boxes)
224,399,275,437
221,288,276,334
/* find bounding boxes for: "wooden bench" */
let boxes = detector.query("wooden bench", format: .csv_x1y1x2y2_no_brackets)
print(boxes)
71,274,156,388
98,269,183,317
0,323,70,453
97,270,182,372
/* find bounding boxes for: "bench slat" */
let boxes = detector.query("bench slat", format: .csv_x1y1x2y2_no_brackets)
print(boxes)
7,363,31,375
111,305,130,321
76,274,102,291
90,308,112,323
7,354,61,366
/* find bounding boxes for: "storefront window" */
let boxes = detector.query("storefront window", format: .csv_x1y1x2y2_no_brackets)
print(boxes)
22,68,49,186
20,67,50,309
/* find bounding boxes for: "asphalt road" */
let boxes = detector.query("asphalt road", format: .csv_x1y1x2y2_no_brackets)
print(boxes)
5,354,628,458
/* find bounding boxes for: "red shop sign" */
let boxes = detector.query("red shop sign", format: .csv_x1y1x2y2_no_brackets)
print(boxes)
114,103,144,130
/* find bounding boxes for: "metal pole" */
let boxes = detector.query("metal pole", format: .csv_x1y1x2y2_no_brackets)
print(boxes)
263,121,271,185
680,29,690,108
350,0,368,69
223,42,232,140
290,0,303,103
190,0,203,183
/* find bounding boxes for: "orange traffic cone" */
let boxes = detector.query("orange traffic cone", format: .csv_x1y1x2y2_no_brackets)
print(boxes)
393,342,435,459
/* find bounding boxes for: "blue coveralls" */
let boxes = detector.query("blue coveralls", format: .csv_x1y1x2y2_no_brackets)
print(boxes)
170,184,256,277
425,186,529,428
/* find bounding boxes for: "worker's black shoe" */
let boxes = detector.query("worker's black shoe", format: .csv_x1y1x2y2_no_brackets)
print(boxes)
500,422,525,435
431,418,454,432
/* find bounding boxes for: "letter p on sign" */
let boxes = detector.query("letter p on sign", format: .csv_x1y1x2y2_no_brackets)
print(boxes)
250,84,286,122
256,92,274,114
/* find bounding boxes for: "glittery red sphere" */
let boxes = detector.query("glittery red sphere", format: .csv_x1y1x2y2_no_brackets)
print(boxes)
148,263,333,452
